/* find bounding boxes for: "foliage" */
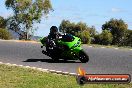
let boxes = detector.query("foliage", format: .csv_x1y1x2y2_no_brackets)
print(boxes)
89,26,97,37
77,30,91,44
99,30,113,45
5,0,53,40
0,16,6,28
102,18,128,45
89,26,98,44
59,20,93,44
59,20,75,35
59,20,91,34
122,30,132,46
0,28,12,40
93,30,113,45
93,34,101,44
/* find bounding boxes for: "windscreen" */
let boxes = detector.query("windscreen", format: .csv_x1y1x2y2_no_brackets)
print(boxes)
61,34,74,42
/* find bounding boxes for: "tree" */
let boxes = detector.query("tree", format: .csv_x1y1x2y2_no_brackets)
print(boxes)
59,20,92,35
126,30,132,46
75,22,89,32
93,30,113,45
89,26,97,37
93,34,101,44
5,0,53,40
59,20,75,35
102,18,128,45
0,16,6,28
59,20,91,44
0,28,12,40
0,16,12,39
122,30,132,46
78,30,91,44
89,26,98,44
99,30,113,45
75,22,91,44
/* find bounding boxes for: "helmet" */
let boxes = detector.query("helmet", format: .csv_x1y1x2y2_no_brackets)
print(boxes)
50,26,58,33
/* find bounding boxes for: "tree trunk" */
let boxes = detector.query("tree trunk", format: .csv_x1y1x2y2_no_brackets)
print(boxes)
26,32,28,40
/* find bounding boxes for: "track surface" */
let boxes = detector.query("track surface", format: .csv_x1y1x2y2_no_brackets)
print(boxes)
0,40,132,76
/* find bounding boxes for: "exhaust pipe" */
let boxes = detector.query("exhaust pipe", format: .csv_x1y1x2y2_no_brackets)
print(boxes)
42,50,51,57
41,46,44,48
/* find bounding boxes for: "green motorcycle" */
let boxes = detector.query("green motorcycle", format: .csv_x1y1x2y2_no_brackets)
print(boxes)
40,33,89,63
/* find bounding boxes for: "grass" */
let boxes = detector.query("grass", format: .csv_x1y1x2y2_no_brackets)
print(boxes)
0,64,131,88
88,44,132,50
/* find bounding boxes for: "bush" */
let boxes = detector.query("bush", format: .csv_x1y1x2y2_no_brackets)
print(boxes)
0,28,12,40
93,30,113,45
99,30,113,45
78,30,91,44
93,34,101,44
121,30,132,47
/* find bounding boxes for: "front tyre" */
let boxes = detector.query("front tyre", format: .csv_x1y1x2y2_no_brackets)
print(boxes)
79,50,89,63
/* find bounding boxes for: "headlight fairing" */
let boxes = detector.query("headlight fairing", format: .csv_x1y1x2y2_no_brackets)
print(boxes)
74,40,81,47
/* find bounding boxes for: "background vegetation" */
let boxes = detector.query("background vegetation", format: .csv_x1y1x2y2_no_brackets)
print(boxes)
0,16,12,40
0,0,131,47
0,0,52,40
59,19,132,47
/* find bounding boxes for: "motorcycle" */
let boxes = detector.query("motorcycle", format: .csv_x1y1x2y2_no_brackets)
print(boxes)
40,33,89,63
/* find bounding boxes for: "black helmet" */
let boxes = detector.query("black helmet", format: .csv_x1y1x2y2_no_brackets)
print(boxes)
50,26,58,33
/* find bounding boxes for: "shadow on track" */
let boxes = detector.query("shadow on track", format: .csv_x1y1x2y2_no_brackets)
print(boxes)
23,58,81,63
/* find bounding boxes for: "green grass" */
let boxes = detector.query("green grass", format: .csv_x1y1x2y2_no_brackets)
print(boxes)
0,64,131,88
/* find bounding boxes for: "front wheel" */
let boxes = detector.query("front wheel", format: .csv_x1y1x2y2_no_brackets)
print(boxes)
79,50,89,63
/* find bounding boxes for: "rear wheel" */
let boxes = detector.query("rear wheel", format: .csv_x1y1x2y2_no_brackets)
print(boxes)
50,50,59,62
79,50,89,63
52,57,59,62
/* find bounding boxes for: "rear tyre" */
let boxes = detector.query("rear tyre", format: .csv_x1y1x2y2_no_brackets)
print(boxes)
50,52,59,62
79,50,89,63
51,57,59,62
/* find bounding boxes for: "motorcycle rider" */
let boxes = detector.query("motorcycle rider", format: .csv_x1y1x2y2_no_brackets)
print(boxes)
44,26,64,58
48,26,61,41
46,26,62,50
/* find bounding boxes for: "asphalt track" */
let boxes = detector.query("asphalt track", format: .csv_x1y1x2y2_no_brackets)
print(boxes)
0,40,132,77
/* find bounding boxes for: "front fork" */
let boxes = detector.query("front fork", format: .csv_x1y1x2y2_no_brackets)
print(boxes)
41,45,44,48
68,47,83,60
